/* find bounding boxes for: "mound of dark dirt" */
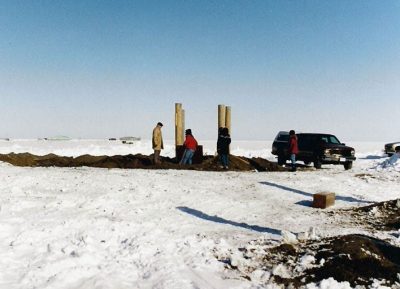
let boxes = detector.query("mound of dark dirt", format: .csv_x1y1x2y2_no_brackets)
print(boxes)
347,199,400,230
231,234,400,288
0,153,285,172
300,234,400,287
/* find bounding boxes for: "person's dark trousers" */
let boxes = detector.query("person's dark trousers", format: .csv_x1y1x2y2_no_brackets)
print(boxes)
154,150,161,164
220,154,229,168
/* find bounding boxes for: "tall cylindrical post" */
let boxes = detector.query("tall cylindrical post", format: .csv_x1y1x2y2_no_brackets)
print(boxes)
175,103,184,146
225,106,231,135
218,104,226,132
182,109,185,139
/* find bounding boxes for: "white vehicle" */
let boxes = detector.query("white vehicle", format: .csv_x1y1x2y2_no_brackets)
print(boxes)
384,142,400,156
120,136,141,144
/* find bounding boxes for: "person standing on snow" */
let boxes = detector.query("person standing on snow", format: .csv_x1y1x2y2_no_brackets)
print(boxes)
152,122,164,165
180,129,198,165
288,130,298,172
217,127,231,169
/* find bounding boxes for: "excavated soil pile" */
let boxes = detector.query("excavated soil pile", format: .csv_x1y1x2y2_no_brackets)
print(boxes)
221,199,400,287
284,234,400,287
347,199,400,230
0,153,285,172
229,234,400,288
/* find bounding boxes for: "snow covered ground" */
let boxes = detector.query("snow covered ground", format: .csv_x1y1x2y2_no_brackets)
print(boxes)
0,139,399,289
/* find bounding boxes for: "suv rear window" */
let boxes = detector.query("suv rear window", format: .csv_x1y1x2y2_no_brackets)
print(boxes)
276,134,289,141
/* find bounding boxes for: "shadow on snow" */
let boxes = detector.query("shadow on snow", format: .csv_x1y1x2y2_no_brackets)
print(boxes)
359,155,387,160
260,181,372,204
177,206,281,235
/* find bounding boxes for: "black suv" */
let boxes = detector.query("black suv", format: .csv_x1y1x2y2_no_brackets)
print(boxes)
271,131,356,170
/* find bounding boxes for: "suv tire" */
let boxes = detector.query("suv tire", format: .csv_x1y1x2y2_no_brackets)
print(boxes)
344,161,353,170
277,154,286,166
314,157,322,169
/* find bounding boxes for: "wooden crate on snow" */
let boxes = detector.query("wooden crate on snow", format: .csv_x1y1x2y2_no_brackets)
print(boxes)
313,192,335,209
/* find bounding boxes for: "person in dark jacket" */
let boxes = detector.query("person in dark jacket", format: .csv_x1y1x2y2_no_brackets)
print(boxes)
288,130,299,172
180,129,198,165
217,127,231,169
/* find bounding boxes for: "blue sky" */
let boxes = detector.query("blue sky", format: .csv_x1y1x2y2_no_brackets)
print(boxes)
0,0,399,141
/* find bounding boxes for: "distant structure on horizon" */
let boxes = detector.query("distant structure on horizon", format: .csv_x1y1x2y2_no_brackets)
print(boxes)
119,136,141,144
45,136,71,141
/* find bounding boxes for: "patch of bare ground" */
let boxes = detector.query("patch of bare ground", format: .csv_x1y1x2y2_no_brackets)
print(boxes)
340,199,400,231
354,173,378,180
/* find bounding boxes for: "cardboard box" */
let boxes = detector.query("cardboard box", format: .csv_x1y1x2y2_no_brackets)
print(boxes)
313,192,335,209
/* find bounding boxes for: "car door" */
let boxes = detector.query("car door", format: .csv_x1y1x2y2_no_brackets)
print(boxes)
298,135,313,161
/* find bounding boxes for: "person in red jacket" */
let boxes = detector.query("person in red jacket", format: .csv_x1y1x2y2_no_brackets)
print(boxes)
180,129,198,165
288,130,298,172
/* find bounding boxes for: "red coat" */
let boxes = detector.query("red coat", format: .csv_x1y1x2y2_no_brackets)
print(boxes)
289,135,299,154
183,135,198,151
